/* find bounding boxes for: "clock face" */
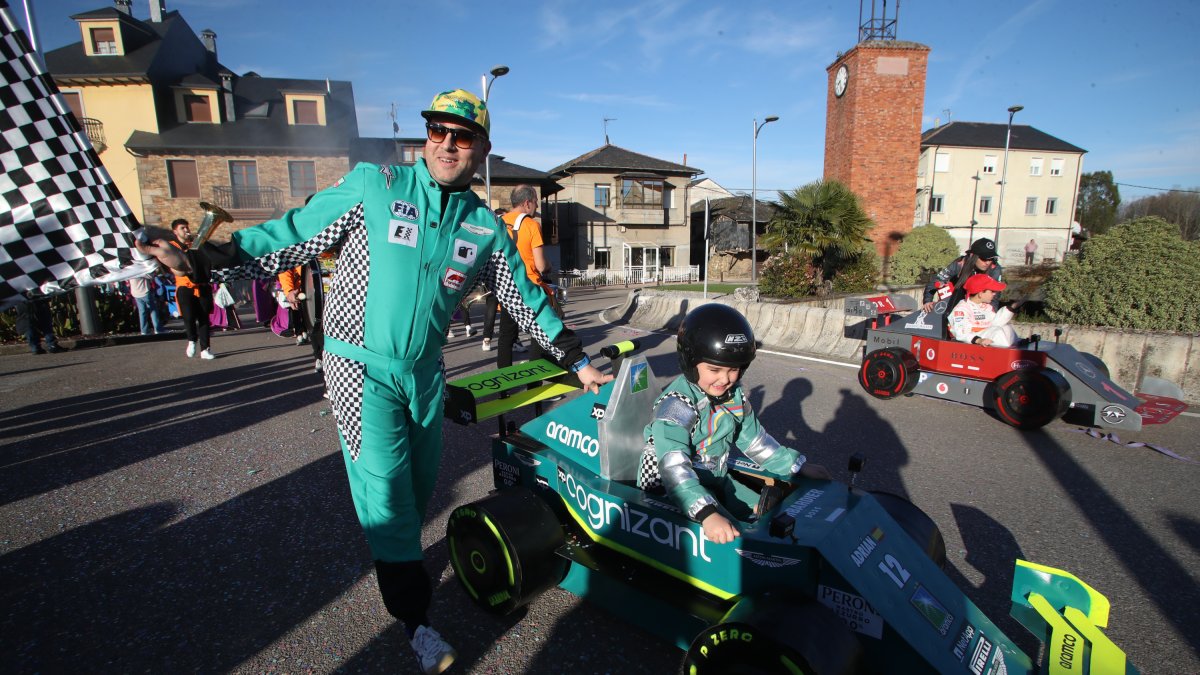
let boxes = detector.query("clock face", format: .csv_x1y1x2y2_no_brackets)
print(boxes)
834,64,848,98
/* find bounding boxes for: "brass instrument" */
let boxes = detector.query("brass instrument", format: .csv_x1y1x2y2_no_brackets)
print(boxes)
191,201,234,250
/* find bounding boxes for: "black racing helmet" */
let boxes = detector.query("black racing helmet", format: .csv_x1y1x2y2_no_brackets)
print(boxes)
677,303,757,383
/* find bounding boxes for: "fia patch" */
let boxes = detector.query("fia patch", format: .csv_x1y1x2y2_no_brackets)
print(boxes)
460,222,493,236
443,267,466,291
388,219,418,247
452,239,477,265
390,200,419,221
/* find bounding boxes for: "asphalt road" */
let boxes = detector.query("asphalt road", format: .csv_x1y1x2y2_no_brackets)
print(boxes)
1,287,1197,674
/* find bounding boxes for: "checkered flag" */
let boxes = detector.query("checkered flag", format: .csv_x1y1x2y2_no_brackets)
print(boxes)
0,2,153,310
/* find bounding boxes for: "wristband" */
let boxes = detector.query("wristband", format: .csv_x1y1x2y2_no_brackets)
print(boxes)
569,355,591,373
789,454,808,475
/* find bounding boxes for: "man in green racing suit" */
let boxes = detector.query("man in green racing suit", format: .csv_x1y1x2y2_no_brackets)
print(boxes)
138,88,611,674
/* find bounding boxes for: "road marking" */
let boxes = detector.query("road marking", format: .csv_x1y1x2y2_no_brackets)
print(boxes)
758,349,858,369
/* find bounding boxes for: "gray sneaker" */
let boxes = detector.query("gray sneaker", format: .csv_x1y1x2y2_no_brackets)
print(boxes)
512,340,527,353
410,625,456,674
481,337,493,351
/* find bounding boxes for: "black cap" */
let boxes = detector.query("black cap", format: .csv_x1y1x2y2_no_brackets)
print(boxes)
970,238,998,261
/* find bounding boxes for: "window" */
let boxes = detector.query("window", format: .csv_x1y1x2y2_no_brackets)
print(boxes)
292,99,319,125
978,196,992,214
61,91,84,121
934,152,950,173
229,161,259,208
929,195,944,214
398,144,421,164
1046,197,1058,215
288,161,316,198
620,177,664,208
658,246,675,267
595,248,610,269
167,160,200,199
1025,197,1038,215
184,94,212,123
1050,158,1064,176
1029,158,1043,176
982,155,997,174
664,184,674,209
594,184,610,207
90,27,116,55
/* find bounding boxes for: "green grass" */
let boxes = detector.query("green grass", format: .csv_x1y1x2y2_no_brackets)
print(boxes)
660,283,745,294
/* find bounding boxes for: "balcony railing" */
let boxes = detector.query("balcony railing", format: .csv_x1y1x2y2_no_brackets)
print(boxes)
211,185,284,211
80,117,106,154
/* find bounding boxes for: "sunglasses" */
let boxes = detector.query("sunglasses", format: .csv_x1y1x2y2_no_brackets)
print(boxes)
425,122,480,150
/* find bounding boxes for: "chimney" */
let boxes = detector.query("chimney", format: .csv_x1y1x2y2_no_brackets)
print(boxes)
149,0,164,23
114,0,132,15
201,29,217,56
220,72,235,122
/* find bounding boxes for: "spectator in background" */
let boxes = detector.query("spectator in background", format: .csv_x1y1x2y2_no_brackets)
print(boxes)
497,185,549,368
129,274,162,335
170,218,216,360
1024,238,1038,265
278,266,312,346
14,294,67,354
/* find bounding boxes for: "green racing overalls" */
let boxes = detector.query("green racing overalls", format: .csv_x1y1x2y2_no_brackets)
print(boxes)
209,160,587,565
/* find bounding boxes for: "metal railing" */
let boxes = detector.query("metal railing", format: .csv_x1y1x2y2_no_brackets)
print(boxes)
559,265,700,288
211,185,284,211
80,117,106,154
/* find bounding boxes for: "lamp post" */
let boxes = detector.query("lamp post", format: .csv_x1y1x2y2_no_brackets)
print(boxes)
993,104,1023,252
750,115,779,284
968,171,981,244
481,65,509,209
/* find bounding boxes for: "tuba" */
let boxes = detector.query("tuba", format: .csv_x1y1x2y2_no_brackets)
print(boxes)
191,201,234,250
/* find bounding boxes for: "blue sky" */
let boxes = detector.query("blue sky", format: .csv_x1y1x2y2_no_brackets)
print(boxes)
24,0,1200,202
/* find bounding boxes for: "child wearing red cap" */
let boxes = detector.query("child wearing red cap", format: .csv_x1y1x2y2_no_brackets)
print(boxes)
948,274,1019,347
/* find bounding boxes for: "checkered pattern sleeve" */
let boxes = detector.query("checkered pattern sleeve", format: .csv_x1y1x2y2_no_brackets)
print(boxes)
210,166,369,281
476,236,584,367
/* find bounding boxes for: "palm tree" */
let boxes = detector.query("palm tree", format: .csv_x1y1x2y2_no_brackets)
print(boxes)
761,179,874,273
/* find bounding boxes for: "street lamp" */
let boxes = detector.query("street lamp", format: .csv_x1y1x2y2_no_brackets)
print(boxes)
481,65,509,209
993,104,1023,253
751,115,779,283
969,172,982,244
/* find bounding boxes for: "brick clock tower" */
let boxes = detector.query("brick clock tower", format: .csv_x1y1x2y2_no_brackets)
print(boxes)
823,6,929,259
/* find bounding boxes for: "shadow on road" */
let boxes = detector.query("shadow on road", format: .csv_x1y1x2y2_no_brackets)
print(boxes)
0,453,367,672
1023,431,1200,656
0,357,323,507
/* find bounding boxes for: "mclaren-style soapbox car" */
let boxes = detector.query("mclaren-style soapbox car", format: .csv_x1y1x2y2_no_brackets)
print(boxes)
441,342,1141,673
847,295,1186,431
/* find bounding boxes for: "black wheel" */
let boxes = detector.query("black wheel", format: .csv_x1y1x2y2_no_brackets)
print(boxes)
989,369,1072,430
858,348,919,400
868,491,947,568
684,593,863,675
447,487,566,615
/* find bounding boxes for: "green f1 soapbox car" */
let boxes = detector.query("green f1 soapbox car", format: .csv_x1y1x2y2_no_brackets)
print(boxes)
442,342,1140,673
